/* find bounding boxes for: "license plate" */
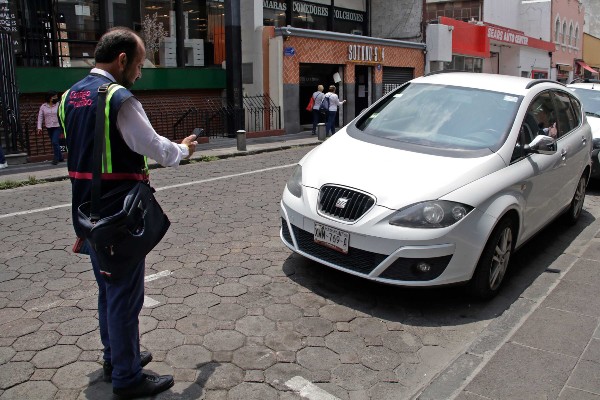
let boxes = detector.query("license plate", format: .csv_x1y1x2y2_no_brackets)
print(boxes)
314,222,349,254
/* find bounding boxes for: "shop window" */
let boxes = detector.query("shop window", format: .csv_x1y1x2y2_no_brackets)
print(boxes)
532,70,548,79
333,7,365,35
444,55,483,73
263,7,286,27
56,0,101,67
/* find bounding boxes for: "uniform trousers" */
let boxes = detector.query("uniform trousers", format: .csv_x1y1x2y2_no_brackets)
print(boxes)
90,246,145,389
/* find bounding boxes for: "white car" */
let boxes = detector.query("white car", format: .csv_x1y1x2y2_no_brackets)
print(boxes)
568,79,600,178
280,72,592,299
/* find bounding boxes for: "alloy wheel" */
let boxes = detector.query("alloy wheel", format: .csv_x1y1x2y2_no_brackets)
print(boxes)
489,226,512,291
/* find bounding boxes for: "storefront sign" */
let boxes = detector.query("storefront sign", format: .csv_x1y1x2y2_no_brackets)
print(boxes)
334,9,364,22
488,26,529,46
0,3,17,32
293,1,328,17
348,45,385,63
263,0,286,11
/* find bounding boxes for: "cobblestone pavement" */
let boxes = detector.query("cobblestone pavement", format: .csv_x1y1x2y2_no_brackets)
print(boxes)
1,148,599,400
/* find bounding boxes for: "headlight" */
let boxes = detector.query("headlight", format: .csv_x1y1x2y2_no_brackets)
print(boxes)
593,138,600,150
389,201,473,228
286,165,302,198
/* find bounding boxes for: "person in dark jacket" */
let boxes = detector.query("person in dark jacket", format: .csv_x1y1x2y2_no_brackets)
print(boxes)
59,27,198,399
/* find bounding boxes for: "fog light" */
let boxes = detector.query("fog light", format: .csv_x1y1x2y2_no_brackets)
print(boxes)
415,262,432,273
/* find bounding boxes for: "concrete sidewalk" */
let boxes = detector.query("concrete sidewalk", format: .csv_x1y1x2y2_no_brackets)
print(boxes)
2,130,598,399
0,131,321,184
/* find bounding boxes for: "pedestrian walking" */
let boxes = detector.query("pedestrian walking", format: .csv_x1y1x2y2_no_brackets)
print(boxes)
37,90,64,165
324,85,346,136
310,84,325,135
58,27,198,399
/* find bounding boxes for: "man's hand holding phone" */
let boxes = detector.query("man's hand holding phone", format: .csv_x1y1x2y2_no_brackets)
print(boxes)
181,128,203,159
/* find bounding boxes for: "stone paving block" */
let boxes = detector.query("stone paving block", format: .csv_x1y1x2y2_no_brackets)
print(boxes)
203,330,245,352
212,350,233,362
562,258,600,287
199,362,244,390
141,329,184,351
166,345,211,369
13,330,60,351
465,342,577,400
297,346,340,371
11,350,35,362
0,381,57,400
157,320,177,329
559,387,600,400
236,315,276,337
232,346,277,370
172,368,197,382
30,368,55,381
0,318,42,337
511,306,597,358
543,280,600,318
228,382,278,400
31,345,81,369
567,360,600,394
39,306,81,323
176,314,217,336
331,363,379,391
265,330,304,352
0,362,34,389
52,361,102,389
0,347,15,364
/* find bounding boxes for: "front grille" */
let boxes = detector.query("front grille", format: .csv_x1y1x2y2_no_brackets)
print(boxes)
318,185,375,222
379,255,452,281
291,224,386,275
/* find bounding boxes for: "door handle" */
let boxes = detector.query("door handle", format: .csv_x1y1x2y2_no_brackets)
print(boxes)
582,136,587,146
561,148,567,161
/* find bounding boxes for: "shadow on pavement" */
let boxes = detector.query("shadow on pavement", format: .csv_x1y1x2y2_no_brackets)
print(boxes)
283,207,595,329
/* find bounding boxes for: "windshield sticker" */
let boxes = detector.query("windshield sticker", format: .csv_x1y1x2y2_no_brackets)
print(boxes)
503,95,518,102
393,94,404,98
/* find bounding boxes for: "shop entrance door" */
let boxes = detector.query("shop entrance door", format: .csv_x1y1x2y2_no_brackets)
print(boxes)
355,65,370,116
299,63,341,126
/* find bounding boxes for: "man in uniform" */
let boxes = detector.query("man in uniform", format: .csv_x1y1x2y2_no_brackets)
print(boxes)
59,27,198,398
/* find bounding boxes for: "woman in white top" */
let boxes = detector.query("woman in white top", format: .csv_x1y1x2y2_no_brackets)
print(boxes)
324,85,346,136
37,91,63,164
311,85,325,135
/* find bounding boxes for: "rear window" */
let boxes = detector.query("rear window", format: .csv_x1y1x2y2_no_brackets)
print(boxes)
355,83,522,151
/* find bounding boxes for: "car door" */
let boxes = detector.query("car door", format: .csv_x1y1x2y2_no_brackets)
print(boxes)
514,91,564,240
551,90,588,210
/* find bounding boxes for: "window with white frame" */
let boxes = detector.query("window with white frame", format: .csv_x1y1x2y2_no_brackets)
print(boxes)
555,17,560,42
562,21,567,45
574,26,579,48
569,22,573,46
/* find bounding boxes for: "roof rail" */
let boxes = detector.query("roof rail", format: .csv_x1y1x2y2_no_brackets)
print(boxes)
423,69,463,77
525,79,566,89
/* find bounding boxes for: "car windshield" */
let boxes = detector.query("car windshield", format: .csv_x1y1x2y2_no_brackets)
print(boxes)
570,87,600,118
355,83,521,150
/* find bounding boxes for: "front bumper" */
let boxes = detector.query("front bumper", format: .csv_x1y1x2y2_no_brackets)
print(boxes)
280,187,498,287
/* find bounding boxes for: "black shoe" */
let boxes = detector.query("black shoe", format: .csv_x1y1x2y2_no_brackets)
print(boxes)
113,373,174,399
103,351,153,383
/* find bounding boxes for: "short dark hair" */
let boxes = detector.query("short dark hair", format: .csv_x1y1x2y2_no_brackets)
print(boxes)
94,27,142,65
45,90,57,103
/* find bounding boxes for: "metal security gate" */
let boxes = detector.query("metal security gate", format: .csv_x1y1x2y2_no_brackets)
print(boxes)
0,31,24,154
382,67,414,95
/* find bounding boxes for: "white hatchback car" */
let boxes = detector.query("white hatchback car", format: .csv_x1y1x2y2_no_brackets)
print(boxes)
280,72,592,299
568,79,600,178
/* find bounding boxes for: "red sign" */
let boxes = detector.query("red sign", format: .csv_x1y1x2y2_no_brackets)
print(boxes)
486,23,554,52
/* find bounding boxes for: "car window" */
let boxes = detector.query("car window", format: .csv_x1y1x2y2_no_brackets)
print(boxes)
526,91,556,138
355,83,521,151
512,122,534,162
569,95,582,126
552,90,578,137
570,87,600,118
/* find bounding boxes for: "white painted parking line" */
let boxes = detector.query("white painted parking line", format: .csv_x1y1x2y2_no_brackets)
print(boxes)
0,163,295,219
143,270,172,308
144,270,172,282
143,296,161,308
285,376,340,400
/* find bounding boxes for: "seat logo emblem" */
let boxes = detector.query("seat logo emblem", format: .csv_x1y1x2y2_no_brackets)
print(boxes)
335,197,349,209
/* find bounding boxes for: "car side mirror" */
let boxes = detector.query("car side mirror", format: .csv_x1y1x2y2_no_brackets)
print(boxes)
524,135,557,155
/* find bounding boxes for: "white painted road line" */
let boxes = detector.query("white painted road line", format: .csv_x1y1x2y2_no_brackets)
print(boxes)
0,163,295,220
143,296,161,308
144,270,172,282
285,376,340,400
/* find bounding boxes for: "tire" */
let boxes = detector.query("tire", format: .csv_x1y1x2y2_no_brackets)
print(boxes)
563,174,587,226
468,218,515,300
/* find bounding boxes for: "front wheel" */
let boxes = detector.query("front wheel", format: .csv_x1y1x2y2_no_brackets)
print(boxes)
468,218,515,300
563,175,587,226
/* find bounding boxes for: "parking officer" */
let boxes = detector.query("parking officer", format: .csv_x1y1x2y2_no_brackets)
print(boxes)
59,27,198,398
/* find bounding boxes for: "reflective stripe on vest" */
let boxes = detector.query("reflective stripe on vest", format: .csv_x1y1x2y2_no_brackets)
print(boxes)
58,90,70,139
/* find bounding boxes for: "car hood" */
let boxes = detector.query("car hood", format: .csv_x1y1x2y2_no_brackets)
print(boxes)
301,130,507,210
588,116,600,139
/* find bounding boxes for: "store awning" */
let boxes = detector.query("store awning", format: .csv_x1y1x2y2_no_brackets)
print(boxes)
577,60,599,75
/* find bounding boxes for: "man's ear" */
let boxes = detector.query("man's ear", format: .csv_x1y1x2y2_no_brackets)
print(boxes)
118,52,127,69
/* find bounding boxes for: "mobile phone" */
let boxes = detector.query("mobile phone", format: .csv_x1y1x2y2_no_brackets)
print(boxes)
192,128,204,138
